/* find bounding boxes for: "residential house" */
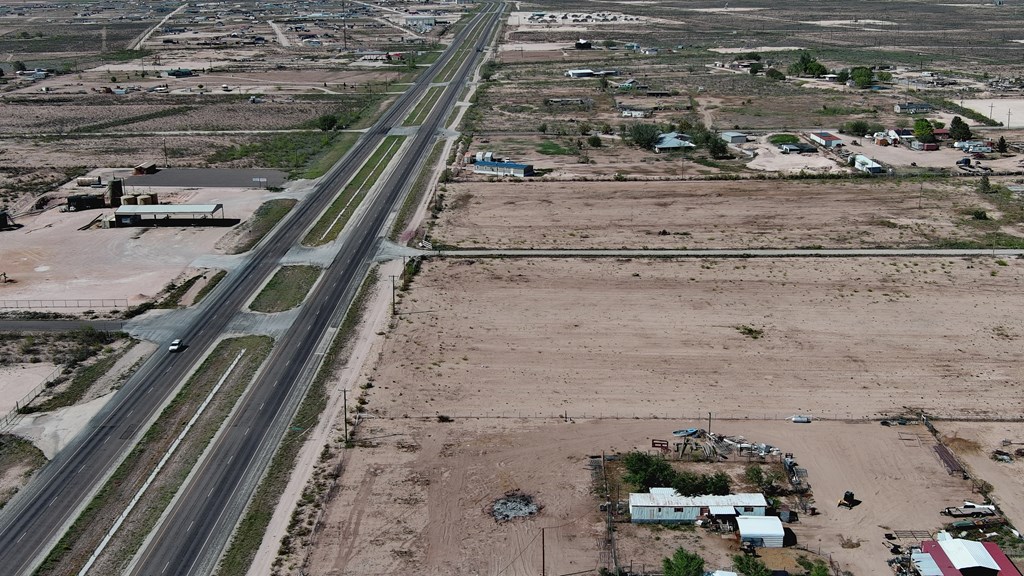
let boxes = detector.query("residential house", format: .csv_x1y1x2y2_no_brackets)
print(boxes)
894,102,933,114
628,490,766,522
473,161,534,177
653,132,696,153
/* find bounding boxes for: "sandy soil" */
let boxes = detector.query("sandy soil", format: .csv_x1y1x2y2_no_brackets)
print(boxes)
295,254,1024,575
359,258,1024,421
8,340,154,458
935,421,1024,530
963,99,1024,127
745,141,846,173
433,179,1006,250
1,186,285,306
0,363,58,414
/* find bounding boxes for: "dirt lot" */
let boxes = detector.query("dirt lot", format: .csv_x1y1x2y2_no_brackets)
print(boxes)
306,417,977,576
936,421,1024,530
432,178,1017,249
0,184,283,305
299,257,1008,576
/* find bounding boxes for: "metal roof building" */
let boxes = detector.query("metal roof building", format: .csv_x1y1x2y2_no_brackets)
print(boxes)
721,131,748,144
809,131,843,148
736,516,785,548
113,204,226,227
472,161,534,178
628,491,767,524
918,535,1022,576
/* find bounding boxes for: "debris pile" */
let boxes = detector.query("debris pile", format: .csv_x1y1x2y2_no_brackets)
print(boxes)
490,491,540,522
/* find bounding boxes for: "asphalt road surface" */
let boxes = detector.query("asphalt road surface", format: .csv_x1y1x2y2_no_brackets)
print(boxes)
0,4,502,575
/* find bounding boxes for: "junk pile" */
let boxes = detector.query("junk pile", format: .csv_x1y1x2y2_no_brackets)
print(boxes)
490,490,540,522
668,429,788,462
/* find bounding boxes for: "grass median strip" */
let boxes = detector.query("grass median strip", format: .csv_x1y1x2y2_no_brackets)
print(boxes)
403,86,443,126
229,199,298,255
217,267,379,576
302,135,406,247
35,336,274,576
249,265,323,313
302,132,360,180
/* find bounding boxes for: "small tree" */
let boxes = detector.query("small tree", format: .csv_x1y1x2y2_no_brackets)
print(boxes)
949,116,972,141
733,554,772,576
979,174,992,194
662,548,705,576
850,67,874,88
765,68,785,81
587,134,602,147
14,61,27,72
835,69,850,83
913,118,935,143
626,123,661,150
749,62,764,75
706,137,729,158
622,451,676,491
876,70,893,83
997,136,1008,153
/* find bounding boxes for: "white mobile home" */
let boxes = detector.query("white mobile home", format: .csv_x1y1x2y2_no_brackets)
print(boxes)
628,491,767,524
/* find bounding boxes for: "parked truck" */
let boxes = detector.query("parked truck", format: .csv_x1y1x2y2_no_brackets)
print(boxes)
941,506,995,518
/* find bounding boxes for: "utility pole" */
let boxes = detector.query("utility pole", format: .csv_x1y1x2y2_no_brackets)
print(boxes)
990,103,995,121
1007,109,1012,129
342,389,348,442
708,412,712,435
540,527,545,576
390,275,398,314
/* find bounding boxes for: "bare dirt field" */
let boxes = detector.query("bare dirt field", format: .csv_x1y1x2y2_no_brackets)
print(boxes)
300,255,1007,574
432,179,1015,249
963,99,1024,127
367,258,1024,421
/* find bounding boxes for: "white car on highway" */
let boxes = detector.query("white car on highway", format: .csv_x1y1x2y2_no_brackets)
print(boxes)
168,339,183,352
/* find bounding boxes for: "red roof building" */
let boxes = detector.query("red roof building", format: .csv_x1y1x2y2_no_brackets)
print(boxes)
918,538,1022,576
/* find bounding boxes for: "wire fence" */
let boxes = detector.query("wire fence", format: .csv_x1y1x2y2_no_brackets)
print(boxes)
0,299,128,309
368,411,1024,423
0,366,61,431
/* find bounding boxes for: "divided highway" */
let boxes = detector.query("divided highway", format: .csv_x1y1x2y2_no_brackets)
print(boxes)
0,4,503,575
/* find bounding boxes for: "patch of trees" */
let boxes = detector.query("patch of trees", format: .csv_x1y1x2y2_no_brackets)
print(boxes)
787,52,827,78
765,68,786,81
621,451,732,495
840,119,884,136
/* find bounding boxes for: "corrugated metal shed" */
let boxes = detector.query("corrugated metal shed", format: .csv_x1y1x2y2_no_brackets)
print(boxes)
736,516,784,548
115,204,223,215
